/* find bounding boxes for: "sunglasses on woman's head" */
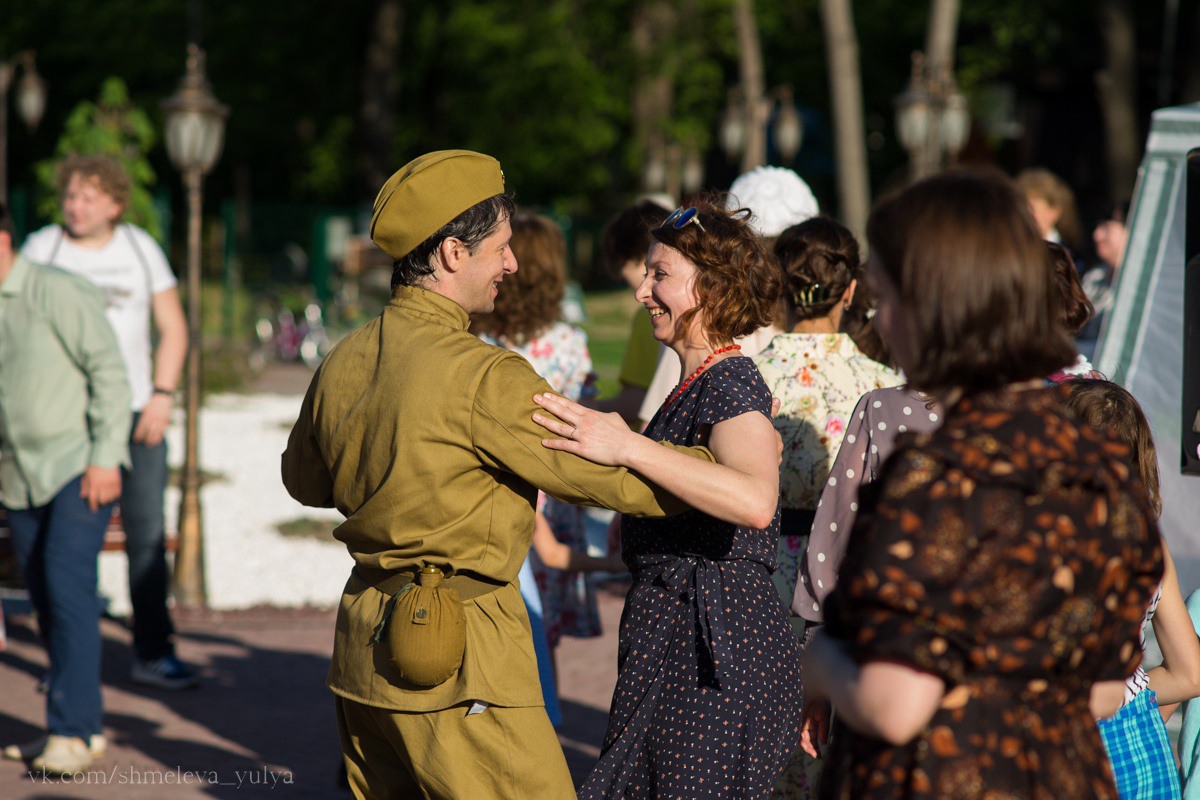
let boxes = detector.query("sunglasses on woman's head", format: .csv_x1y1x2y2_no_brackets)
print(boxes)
663,206,706,233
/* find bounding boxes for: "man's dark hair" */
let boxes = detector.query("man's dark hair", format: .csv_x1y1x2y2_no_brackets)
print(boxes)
601,199,671,274
391,193,516,290
0,202,13,239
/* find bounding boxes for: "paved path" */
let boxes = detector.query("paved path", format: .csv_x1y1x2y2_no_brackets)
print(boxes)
0,584,626,798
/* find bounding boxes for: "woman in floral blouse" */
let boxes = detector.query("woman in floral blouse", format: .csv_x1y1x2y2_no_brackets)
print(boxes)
472,213,604,676
801,171,1163,799
754,217,899,607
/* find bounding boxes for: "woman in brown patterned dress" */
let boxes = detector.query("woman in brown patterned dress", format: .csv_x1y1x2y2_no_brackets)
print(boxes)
799,171,1164,800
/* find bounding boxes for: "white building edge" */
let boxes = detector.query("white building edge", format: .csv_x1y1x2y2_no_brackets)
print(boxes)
1096,101,1200,591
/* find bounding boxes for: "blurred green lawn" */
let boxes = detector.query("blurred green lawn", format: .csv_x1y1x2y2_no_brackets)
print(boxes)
194,281,646,397
582,288,643,399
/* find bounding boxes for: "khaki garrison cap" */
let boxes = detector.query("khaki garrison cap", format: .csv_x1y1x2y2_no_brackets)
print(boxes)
370,150,506,260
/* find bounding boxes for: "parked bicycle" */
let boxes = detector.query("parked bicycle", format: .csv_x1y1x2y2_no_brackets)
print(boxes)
250,294,331,370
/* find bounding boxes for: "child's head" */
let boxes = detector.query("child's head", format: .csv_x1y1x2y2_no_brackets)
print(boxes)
1066,379,1161,518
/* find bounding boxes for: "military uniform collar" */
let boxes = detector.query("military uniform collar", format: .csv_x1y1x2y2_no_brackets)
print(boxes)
0,255,32,297
388,284,471,331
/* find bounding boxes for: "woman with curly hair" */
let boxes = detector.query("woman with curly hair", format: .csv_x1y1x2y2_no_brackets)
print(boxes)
530,200,803,799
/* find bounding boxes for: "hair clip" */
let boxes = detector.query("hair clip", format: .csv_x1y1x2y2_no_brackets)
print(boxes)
793,283,834,309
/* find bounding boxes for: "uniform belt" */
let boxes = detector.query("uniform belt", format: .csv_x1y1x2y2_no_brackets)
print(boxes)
353,565,506,601
780,507,816,537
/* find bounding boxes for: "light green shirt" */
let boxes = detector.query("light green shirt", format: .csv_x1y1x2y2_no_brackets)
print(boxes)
618,309,658,389
0,256,131,509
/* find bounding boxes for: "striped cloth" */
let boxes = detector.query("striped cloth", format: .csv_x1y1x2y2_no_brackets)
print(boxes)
1123,583,1163,705
1099,688,1182,800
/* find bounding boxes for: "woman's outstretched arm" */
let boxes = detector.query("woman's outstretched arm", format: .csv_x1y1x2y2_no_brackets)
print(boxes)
532,392,780,529
802,629,945,748
1147,545,1200,709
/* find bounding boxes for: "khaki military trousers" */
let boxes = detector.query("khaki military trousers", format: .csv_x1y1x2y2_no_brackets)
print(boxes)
335,696,576,800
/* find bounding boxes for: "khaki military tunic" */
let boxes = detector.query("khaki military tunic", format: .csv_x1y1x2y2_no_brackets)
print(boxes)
282,286,708,713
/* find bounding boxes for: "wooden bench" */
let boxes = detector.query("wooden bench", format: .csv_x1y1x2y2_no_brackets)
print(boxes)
0,506,178,564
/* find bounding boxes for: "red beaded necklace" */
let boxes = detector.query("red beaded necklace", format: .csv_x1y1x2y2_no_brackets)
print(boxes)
665,344,741,407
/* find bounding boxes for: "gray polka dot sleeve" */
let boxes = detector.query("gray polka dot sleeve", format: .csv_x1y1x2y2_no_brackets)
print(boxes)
793,385,942,622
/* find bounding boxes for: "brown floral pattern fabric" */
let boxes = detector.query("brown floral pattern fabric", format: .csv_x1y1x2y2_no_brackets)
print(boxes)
821,385,1163,800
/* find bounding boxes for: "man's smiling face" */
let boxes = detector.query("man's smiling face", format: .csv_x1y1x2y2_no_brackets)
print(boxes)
457,217,517,315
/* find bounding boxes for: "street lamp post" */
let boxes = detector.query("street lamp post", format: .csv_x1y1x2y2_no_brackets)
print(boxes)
894,52,970,181
0,51,47,203
771,87,804,165
719,84,805,168
161,43,227,608
642,140,705,203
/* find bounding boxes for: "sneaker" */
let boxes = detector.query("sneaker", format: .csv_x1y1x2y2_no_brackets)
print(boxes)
4,733,107,761
31,735,92,776
131,655,199,690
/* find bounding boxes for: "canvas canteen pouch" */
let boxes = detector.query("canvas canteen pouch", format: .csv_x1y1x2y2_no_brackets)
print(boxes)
366,564,503,687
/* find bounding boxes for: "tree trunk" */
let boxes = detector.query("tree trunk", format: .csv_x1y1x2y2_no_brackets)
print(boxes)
359,0,403,194
631,1,677,193
1095,0,1139,200
820,0,871,240
733,0,767,172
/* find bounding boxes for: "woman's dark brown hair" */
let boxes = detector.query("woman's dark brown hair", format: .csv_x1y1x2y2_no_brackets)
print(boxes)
650,198,781,345
1066,379,1161,518
602,199,671,274
866,170,1076,396
1047,241,1093,334
470,213,565,343
841,284,893,368
774,217,859,322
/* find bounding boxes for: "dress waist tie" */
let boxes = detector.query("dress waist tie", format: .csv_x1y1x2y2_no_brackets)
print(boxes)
636,553,738,689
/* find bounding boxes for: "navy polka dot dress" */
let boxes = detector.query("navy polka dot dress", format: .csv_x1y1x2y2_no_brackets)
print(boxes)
582,356,803,800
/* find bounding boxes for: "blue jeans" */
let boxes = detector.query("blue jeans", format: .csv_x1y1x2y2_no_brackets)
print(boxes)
7,475,113,738
123,410,175,661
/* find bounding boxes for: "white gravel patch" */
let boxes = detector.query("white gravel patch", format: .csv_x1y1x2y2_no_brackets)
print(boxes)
99,392,351,613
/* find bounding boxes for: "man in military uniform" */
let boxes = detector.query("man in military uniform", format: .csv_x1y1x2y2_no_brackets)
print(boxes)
282,150,709,799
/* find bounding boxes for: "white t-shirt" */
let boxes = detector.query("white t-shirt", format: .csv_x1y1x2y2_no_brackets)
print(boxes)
21,224,177,410
636,324,784,425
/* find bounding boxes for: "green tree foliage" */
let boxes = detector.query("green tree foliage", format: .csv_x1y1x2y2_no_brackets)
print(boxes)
34,76,162,240
433,0,625,211
2,0,1179,221
299,115,357,198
